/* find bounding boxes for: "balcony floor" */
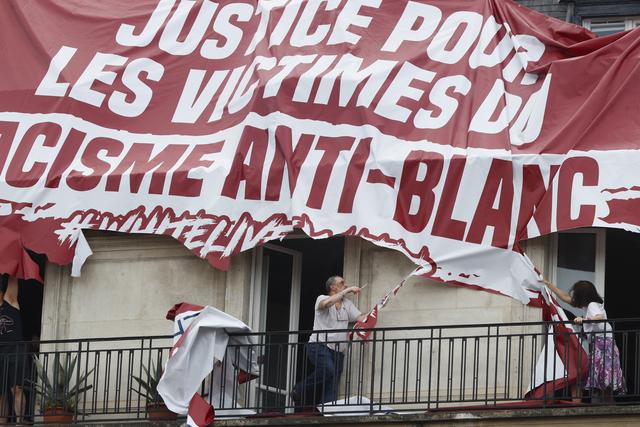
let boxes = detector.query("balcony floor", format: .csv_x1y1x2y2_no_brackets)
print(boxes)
66,404,640,426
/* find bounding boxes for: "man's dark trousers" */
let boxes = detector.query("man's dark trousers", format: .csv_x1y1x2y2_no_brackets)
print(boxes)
293,342,344,404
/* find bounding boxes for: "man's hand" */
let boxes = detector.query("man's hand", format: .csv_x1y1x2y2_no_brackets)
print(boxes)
574,316,584,324
343,286,361,295
318,286,362,310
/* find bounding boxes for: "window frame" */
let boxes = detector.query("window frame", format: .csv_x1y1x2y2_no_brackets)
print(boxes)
547,228,606,315
582,16,640,35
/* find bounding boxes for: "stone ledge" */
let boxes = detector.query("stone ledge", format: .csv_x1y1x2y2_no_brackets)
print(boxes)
66,405,640,427
214,404,640,426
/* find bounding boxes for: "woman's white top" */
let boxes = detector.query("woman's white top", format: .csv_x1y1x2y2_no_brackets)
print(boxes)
582,302,613,335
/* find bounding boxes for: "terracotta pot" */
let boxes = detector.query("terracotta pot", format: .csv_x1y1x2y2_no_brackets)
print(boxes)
43,407,74,424
147,402,177,421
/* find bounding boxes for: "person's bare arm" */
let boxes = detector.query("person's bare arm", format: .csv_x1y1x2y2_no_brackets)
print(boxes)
541,278,572,305
574,314,605,324
4,276,19,309
318,286,361,310
355,313,367,322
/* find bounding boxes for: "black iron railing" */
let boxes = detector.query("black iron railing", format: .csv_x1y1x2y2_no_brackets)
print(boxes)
0,336,174,423
0,318,637,423
224,318,640,416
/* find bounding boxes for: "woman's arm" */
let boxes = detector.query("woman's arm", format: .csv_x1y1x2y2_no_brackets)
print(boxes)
574,314,604,324
540,278,572,305
4,276,19,309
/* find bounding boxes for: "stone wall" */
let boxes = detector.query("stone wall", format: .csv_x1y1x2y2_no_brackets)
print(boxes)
41,233,549,341
41,231,252,341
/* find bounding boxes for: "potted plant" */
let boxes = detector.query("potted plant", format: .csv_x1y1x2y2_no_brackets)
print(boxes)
28,354,93,423
132,361,176,420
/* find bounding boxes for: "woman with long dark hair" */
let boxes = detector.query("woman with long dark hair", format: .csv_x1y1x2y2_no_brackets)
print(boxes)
544,279,626,402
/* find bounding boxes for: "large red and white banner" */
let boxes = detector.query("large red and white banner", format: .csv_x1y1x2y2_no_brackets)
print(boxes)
1,0,640,302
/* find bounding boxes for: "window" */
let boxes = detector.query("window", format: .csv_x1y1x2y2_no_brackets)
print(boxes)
548,228,605,316
582,17,640,36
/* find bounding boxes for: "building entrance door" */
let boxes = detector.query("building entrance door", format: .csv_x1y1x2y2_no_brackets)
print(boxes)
252,244,302,411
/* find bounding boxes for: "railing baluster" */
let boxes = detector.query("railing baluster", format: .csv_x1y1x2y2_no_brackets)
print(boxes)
543,325,549,406
447,338,453,401
390,339,397,403
635,329,640,396
493,325,499,405
344,338,352,402
531,333,538,402
416,338,423,404
427,328,434,409
377,330,385,408
460,337,466,401
368,330,377,416
126,349,134,413
473,336,479,400
103,349,111,414
517,334,524,400
436,327,442,409
503,336,511,400
114,349,122,413
74,340,81,422
484,326,490,406
92,350,100,414
402,339,410,403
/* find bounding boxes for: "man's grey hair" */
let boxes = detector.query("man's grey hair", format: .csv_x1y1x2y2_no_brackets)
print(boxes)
325,275,342,293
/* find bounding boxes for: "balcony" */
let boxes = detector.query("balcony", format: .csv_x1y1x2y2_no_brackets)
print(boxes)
2,319,640,424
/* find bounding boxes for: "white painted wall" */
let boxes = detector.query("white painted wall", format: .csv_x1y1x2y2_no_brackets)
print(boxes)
41,232,252,341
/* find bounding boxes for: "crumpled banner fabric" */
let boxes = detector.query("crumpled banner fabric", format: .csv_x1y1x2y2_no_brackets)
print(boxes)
1,0,640,303
158,303,258,426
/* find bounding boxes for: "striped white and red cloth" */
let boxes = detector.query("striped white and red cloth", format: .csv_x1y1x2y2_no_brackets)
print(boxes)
351,266,425,340
157,303,259,426
526,287,588,399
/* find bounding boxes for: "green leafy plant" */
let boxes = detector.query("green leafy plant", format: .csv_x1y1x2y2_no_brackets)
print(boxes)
131,361,164,405
29,354,94,413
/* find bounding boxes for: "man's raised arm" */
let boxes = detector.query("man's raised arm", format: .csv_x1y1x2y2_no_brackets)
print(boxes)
318,286,361,310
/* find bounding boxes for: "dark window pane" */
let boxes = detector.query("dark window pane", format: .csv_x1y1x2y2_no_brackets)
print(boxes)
263,249,293,390
557,233,596,272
